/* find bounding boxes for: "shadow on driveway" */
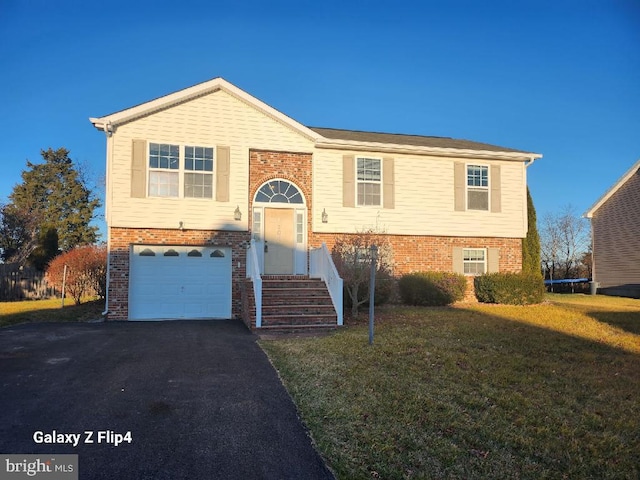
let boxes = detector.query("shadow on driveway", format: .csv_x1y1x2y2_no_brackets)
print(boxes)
0,320,334,479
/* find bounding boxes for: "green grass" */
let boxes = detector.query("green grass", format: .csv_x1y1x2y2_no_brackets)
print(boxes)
0,298,105,327
260,294,640,479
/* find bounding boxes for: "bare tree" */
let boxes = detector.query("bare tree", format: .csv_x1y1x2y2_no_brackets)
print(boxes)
540,212,560,283
540,205,590,281
331,227,394,317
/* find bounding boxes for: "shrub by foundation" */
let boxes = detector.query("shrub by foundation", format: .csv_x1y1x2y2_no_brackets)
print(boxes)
344,269,395,312
474,272,545,305
399,272,467,306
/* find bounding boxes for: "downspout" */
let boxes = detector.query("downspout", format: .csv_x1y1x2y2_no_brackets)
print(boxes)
524,155,537,168
101,122,113,316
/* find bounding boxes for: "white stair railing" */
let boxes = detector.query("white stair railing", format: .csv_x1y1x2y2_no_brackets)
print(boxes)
246,239,262,328
309,243,343,326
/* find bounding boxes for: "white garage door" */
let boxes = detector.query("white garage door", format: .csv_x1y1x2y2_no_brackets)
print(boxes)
129,245,232,320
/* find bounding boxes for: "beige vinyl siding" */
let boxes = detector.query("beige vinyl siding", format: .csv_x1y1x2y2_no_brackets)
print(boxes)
107,89,313,230
592,169,640,289
313,149,527,238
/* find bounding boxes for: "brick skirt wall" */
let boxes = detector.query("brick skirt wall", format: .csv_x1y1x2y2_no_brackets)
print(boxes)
108,228,521,319
311,233,522,301
107,227,250,320
310,233,522,275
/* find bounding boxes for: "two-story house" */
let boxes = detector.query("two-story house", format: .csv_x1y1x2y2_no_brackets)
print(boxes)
585,159,640,298
90,77,541,330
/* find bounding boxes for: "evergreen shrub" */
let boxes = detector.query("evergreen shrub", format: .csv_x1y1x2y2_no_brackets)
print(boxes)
474,272,545,305
399,271,467,306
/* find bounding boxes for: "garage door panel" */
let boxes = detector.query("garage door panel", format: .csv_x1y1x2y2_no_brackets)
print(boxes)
129,245,232,320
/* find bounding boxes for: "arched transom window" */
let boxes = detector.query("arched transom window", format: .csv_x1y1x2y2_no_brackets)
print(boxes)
254,180,303,204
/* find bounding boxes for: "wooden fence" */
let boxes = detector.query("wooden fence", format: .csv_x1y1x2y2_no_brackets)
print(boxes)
0,264,57,301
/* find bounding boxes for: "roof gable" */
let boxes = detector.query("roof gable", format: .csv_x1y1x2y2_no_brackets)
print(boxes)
89,77,321,141
585,158,640,218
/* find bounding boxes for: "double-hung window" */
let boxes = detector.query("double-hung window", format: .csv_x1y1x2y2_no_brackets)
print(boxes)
467,165,489,210
463,248,486,274
357,157,381,206
148,143,214,198
149,143,179,197
184,146,214,198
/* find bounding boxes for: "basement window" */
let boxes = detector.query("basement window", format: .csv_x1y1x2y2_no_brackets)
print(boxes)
463,248,486,275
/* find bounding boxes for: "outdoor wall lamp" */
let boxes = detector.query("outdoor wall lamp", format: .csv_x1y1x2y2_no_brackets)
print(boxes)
322,208,328,223
179,221,184,231
234,206,242,221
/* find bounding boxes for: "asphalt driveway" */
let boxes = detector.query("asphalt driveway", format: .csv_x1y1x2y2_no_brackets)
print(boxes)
0,320,335,479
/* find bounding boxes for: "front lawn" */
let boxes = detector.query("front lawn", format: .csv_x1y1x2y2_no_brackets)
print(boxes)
0,298,104,327
260,294,640,479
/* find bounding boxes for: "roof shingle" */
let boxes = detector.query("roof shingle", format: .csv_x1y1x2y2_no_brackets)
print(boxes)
309,126,530,154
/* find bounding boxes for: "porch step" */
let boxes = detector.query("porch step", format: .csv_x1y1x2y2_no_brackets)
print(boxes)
262,281,330,289
257,324,338,335
260,313,338,326
262,304,335,314
261,278,329,296
259,277,338,329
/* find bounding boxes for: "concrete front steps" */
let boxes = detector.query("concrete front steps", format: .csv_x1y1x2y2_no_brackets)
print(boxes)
258,276,338,333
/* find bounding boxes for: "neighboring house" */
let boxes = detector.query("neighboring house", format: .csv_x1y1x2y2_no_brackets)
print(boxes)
585,159,640,298
90,77,541,329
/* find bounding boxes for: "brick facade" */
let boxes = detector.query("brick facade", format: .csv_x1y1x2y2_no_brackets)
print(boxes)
249,149,314,255
310,233,522,275
107,227,250,320
107,149,523,320
312,233,522,302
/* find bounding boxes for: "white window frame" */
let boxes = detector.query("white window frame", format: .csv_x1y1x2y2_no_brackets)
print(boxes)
295,212,304,244
463,248,487,275
356,156,383,207
147,142,216,199
148,143,180,198
466,164,490,211
252,210,262,241
184,145,215,199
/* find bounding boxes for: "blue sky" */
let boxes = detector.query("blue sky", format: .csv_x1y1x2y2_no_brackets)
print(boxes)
1,0,638,239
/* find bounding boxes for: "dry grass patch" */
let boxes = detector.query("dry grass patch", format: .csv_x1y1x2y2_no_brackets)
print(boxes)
0,298,104,327
260,296,640,479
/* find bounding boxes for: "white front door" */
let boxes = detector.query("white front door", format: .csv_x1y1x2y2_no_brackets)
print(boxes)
264,208,295,274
